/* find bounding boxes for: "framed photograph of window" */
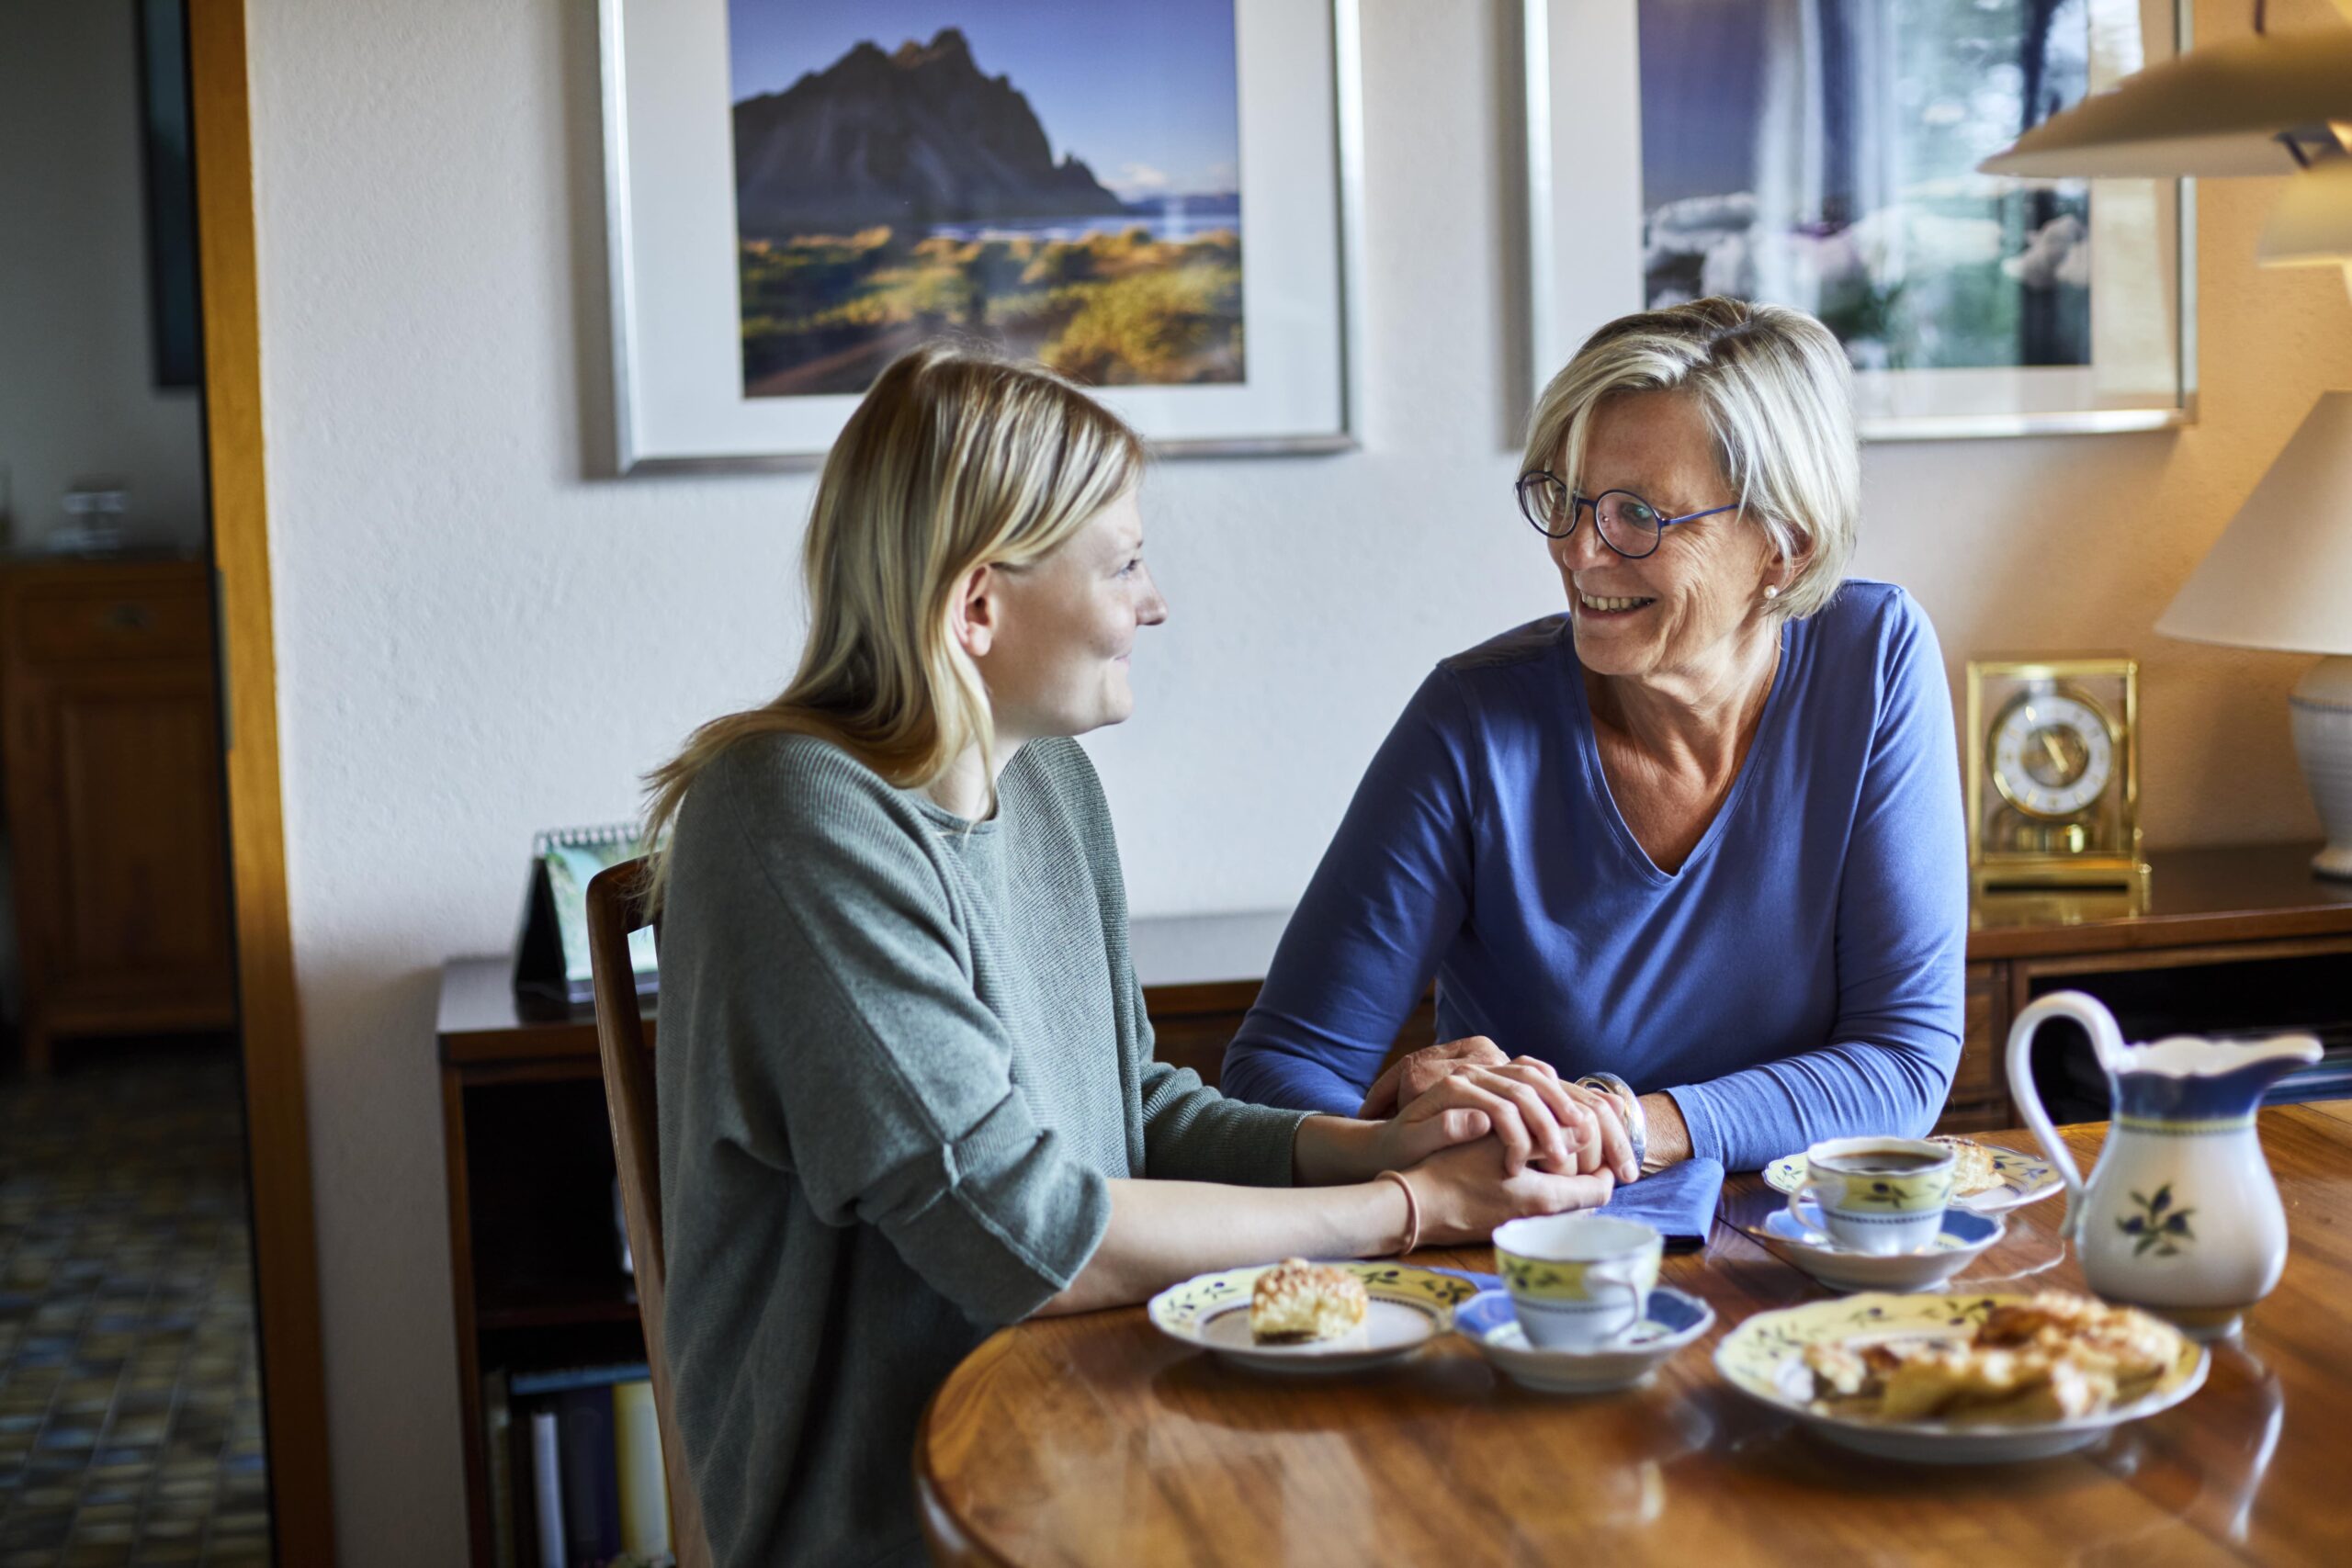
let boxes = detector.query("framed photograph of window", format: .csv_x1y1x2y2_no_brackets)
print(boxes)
136,0,201,390
600,0,1366,473
1523,0,2195,440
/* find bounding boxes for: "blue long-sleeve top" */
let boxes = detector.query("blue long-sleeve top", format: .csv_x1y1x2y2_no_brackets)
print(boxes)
1221,580,1968,1172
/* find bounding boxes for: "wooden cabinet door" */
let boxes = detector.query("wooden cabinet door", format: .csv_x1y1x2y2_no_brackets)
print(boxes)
6,660,235,1027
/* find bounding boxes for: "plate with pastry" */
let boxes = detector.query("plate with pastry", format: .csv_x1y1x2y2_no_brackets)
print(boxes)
1454,1286,1715,1393
1764,1137,2060,1214
1743,1203,2006,1294
1714,1290,2207,1463
1147,1258,1479,1373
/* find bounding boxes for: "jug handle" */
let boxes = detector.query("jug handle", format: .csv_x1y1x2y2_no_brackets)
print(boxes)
2004,990,2124,1245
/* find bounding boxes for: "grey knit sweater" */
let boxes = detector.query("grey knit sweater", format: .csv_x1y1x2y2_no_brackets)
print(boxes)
655,731,1309,1566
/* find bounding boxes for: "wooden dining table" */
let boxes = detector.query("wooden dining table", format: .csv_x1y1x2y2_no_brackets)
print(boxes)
916,1107,2352,1566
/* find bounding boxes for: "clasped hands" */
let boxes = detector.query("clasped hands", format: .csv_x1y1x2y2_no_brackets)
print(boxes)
1363,1036,1639,1186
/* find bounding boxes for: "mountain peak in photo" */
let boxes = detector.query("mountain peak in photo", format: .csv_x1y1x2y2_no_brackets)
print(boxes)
734,30,1128,236
888,27,974,71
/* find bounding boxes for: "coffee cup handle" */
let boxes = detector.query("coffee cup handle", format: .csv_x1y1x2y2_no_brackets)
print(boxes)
1593,1261,1646,1338
1785,1179,1837,1245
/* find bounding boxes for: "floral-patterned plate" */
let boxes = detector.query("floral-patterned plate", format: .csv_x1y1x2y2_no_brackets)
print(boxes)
1713,1292,2209,1464
1764,1144,2062,1214
1147,1262,1478,1374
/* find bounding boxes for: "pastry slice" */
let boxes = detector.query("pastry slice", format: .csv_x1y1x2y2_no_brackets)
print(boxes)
1942,1356,2111,1425
1928,1135,2003,1197
1249,1258,1369,1343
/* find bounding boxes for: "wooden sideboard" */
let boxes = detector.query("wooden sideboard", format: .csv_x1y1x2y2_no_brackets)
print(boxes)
437,840,2352,1564
0,558,236,1071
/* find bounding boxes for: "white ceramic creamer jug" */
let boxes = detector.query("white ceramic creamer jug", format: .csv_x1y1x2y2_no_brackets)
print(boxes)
2007,990,2320,1339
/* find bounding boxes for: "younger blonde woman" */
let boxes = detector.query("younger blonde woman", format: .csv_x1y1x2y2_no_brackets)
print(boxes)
644,346,1611,1567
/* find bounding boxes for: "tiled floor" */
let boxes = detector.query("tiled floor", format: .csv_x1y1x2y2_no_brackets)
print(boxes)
0,1043,270,1566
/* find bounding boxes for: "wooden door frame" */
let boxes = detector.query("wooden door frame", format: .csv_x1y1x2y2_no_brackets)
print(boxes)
188,2,337,1560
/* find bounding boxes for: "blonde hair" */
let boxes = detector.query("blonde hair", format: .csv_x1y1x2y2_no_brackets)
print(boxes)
640,344,1144,908
1523,297,1859,620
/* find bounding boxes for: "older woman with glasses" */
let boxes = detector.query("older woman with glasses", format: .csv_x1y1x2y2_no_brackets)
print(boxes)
1221,297,1967,1179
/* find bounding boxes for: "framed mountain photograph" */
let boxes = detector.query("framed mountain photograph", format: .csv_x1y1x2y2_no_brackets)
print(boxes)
600,0,1366,471
1523,0,2193,440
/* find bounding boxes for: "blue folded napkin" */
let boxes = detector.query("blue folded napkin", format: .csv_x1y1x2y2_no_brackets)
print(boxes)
1593,1156,1724,1247
1423,1158,1728,1293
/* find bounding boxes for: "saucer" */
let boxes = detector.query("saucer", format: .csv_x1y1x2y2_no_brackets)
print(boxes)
1744,1202,2005,1293
1454,1286,1714,1393
1765,1145,2062,1215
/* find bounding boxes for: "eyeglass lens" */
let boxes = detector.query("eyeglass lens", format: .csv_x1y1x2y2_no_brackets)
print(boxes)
1516,477,1663,556
1517,474,1570,535
1593,492,1662,552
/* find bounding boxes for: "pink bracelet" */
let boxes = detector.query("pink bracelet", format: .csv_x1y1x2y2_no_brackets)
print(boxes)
1375,1168,1420,1256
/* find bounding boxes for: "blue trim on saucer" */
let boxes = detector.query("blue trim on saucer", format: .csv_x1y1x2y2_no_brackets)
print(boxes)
1771,1201,1998,1252
1454,1291,1521,1339
1643,1289,1709,1335
1457,1286,1710,1344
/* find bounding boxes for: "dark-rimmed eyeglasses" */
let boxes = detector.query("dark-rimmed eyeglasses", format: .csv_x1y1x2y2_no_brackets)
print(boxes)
1514,471,1736,558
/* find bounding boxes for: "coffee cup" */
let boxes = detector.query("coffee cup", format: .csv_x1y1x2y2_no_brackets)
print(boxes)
1492,1213,1662,1349
1787,1136,1955,1255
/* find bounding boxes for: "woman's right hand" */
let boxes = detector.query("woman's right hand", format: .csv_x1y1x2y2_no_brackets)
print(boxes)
1399,1134,1615,1247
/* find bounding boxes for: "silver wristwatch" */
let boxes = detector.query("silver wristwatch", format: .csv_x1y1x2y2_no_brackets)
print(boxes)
1576,1071,1647,1171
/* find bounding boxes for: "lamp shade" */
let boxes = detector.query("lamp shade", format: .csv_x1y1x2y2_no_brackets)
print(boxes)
1977,31,2352,179
2260,158,2352,264
2259,158,2352,304
2158,391,2352,656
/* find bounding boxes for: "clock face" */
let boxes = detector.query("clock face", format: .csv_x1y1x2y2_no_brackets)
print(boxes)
1988,689,2114,821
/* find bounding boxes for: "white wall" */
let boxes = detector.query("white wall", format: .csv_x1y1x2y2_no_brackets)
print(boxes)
0,0,208,551
243,0,2352,1559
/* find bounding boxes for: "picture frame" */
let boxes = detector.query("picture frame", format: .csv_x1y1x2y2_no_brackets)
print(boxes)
598,0,1367,474
135,0,201,390
513,825,658,1006
1522,0,2196,441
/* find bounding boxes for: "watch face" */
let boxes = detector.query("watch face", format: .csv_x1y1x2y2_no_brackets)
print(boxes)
1988,687,2114,821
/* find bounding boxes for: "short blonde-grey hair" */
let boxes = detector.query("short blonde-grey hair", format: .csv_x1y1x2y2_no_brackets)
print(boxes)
1523,298,1859,621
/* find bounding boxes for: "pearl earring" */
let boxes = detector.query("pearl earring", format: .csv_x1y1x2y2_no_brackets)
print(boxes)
1763,584,1781,601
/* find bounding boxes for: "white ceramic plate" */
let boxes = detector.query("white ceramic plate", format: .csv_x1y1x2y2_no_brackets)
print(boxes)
1147,1262,1478,1373
1455,1286,1714,1393
1764,1143,2063,1215
1714,1292,2209,1464
1743,1204,2006,1293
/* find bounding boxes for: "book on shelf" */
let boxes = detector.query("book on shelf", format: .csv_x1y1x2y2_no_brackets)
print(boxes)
511,1362,650,1399
560,1386,623,1563
484,1371,516,1568
614,1380,672,1560
495,1361,674,1568
529,1410,564,1568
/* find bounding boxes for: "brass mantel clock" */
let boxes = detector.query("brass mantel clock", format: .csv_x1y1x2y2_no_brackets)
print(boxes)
1966,657,2147,895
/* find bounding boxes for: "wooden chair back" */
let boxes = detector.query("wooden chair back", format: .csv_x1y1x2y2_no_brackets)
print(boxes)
584,858,713,1568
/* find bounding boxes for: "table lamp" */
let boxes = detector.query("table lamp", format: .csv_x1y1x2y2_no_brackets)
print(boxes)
2157,392,2352,878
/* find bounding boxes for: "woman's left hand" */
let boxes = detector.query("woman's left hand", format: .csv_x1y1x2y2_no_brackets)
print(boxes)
1374,1061,1623,1178
1358,1035,1511,1118
1363,1043,1638,1181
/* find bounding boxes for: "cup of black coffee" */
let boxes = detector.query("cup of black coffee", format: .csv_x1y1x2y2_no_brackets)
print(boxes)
1786,1136,1956,1254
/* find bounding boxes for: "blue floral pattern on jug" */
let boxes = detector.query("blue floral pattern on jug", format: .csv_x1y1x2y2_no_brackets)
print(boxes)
2118,1183,2197,1257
